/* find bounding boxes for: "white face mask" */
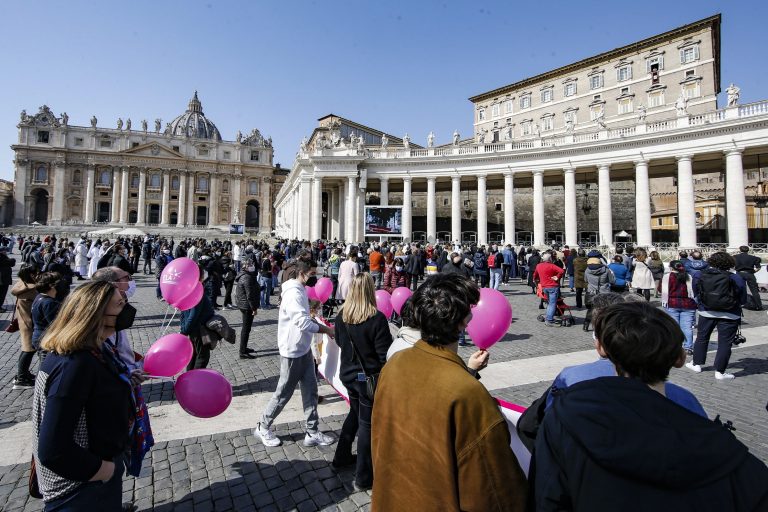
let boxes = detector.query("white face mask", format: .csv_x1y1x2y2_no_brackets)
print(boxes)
125,280,137,298
395,266,403,272
246,265,256,272
162,249,170,254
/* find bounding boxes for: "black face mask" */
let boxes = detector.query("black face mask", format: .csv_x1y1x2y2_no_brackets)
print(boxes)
114,303,136,331
305,275,318,287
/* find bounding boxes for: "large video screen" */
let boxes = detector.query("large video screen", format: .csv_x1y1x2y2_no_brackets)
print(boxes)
365,207,402,236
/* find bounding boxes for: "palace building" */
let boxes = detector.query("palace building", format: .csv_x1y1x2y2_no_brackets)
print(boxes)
274,14,768,248
11,92,283,232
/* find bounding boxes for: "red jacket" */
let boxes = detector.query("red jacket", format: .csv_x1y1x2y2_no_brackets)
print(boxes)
533,262,564,288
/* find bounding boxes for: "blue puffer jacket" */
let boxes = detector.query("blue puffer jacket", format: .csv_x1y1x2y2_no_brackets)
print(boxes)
684,259,709,277
608,262,630,287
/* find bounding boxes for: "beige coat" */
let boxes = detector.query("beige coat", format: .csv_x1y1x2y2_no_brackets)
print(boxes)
11,280,37,352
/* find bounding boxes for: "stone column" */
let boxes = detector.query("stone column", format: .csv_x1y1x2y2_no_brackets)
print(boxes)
451,175,461,243
136,167,147,225
676,155,696,248
344,176,356,241
357,185,365,241
426,177,437,242
311,176,323,240
232,175,241,223
293,190,300,239
504,172,516,245
380,177,389,206
187,173,196,226
402,177,412,241
261,177,273,233
51,161,66,225
177,172,187,226
208,174,218,227
119,167,129,224
563,168,577,246
533,170,545,246
337,184,345,241
329,187,338,239
84,164,95,224
634,159,652,246
597,164,613,247
13,159,29,225
477,174,487,246
160,170,170,226
725,149,748,248
299,175,312,240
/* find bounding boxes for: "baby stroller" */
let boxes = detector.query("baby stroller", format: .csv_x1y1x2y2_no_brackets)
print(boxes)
536,285,575,327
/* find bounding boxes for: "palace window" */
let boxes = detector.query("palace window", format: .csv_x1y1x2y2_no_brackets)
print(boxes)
617,65,632,82
150,173,161,188
618,98,634,115
37,131,50,143
491,104,500,118
171,176,179,190
521,120,532,136
519,94,531,109
680,44,699,64
648,90,665,108
682,82,701,99
646,54,665,72
99,139,112,148
495,203,503,211
589,74,603,90
248,180,259,195
99,170,111,186
223,151,231,159
198,148,209,156
564,109,578,125
541,87,553,103
72,170,82,185
541,115,554,131
250,151,259,161
505,100,513,114
172,145,180,152
198,176,209,191
589,104,604,121
478,108,486,122
564,81,577,97
222,179,229,193
74,137,84,146
35,165,48,182
131,173,139,188
131,142,139,148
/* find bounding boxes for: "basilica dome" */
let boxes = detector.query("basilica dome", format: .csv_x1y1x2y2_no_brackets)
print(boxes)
165,92,222,141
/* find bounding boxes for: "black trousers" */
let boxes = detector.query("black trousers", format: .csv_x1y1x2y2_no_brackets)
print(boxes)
223,282,234,306
334,381,374,487
186,334,210,371
575,288,584,308
693,315,739,373
0,284,8,308
240,309,254,354
738,271,763,310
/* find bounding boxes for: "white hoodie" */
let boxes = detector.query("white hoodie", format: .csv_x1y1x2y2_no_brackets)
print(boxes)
277,279,320,358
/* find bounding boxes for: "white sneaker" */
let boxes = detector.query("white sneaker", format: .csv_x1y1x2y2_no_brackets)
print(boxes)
715,371,735,380
303,431,336,447
254,422,282,447
685,362,702,373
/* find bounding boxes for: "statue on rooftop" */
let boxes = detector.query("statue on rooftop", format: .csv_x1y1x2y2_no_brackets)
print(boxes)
726,83,740,107
427,131,435,147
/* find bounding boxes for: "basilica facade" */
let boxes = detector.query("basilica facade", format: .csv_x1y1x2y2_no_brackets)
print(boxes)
11,93,282,232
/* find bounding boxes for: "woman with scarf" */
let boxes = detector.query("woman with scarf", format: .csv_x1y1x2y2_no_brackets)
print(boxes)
382,257,411,294
661,260,698,355
32,281,141,510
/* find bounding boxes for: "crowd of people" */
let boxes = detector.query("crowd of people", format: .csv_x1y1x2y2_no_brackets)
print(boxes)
2,231,767,511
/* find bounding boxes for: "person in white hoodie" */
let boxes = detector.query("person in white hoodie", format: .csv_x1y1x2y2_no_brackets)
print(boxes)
254,259,336,447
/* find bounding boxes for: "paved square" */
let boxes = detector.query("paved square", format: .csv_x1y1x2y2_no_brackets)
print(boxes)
1,263,766,511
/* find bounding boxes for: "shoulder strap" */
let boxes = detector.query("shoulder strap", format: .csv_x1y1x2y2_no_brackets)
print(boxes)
341,319,371,377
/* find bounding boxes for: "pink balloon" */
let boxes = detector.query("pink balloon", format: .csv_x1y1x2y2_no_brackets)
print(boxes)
160,258,200,307
314,277,334,303
175,369,232,418
143,333,193,377
175,282,204,311
306,285,319,302
375,289,393,319
390,287,413,316
466,288,513,350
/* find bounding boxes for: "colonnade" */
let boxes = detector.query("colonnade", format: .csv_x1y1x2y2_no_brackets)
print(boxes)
286,149,749,248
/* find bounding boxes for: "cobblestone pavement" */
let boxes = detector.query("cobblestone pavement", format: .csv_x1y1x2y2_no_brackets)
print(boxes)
1,261,766,511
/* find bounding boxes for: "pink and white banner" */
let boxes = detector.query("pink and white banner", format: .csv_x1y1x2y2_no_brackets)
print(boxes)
316,334,532,475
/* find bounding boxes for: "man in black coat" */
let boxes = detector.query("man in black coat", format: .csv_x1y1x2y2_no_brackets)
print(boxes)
0,247,16,311
234,256,260,358
733,245,764,310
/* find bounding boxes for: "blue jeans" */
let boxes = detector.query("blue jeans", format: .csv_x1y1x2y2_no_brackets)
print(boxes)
489,268,502,290
234,261,241,273
45,459,124,511
666,308,695,350
259,275,272,306
543,287,559,322
568,274,574,289
371,271,382,289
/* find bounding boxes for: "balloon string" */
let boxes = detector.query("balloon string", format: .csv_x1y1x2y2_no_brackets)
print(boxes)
159,304,171,334
162,308,179,335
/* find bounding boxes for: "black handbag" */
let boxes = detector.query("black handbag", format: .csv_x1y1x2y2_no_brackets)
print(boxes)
341,321,379,400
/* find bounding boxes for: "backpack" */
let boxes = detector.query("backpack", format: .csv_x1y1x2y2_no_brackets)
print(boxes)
329,258,341,276
696,268,738,310
487,254,496,268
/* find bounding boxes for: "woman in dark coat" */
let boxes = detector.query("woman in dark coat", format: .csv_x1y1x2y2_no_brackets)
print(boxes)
0,247,17,311
180,265,215,371
383,257,411,294
527,249,542,293
108,244,134,275
234,256,260,359
573,249,589,308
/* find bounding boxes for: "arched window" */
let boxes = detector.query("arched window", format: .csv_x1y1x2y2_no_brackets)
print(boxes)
100,170,111,186
150,173,161,188
248,180,258,195
35,165,48,182
72,169,82,185
222,179,229,193
131,173,139,188
171,176,180,190
198,176,209,191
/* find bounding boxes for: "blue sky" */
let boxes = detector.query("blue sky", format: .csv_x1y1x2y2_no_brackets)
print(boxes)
1,0,765,180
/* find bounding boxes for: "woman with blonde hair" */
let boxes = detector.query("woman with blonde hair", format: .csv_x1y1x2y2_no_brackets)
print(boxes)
332,273,393,491
631,248,655,301
32,280,134,510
